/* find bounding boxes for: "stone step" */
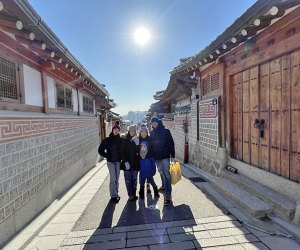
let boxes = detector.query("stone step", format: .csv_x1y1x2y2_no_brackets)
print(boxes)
211,177,272,219
220,169,296,221
195,182,253,222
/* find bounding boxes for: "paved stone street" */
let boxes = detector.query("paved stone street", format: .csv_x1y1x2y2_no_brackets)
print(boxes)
5,160,300,250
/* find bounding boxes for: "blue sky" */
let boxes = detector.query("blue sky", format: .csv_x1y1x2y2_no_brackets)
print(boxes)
28,0,256,116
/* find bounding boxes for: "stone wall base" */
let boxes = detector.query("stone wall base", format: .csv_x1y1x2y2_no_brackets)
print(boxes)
0,147,98,247
189,141,227,176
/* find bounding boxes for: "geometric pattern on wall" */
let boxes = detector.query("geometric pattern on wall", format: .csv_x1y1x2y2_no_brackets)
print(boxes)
199,97,218,118
0,117,97,143
199,97,219,151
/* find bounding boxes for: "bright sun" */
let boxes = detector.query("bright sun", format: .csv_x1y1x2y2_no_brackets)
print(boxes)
134,27,150,46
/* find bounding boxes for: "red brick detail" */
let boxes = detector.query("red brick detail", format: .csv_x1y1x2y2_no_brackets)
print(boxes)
0,116,97,143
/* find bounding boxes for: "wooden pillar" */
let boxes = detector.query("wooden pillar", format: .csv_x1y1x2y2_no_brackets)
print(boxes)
77,88,81,116
41,67,49,114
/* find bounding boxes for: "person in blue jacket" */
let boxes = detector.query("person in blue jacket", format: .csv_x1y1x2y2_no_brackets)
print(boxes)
150,117,175,206
138,123,152,194
139,140,160,199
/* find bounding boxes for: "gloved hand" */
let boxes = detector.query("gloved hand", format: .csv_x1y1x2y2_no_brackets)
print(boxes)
125,161,130,170
131,136,139,145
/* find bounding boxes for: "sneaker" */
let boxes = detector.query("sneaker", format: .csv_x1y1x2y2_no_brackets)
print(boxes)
158,186,166,192
128,196,134,201
164,199,171,206
110,197,119,203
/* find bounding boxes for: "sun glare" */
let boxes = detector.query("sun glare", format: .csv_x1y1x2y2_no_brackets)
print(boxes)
134,27,150,46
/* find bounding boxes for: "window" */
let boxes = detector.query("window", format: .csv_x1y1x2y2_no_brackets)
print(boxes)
211,73,220,91
83,95,94,113
56,83,73,109
202,73,220,95
0,57,18,100
203,76,210,95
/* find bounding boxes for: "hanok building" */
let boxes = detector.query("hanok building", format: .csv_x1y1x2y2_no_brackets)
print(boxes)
0,0,116,246
151,0,300,224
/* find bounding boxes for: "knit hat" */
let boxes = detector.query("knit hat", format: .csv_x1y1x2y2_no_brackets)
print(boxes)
128,124,137,132
151,117,159,123
112,120,120,131
139,123,149,134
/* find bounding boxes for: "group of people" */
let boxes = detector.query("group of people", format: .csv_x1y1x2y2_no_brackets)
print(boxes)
98,117,175,206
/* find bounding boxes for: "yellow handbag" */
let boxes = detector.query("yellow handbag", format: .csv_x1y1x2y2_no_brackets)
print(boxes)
170,161,182,185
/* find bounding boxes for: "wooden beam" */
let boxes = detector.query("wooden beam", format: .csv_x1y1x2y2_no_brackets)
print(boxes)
41,60,55,71
241,25,260,37
253,2,290,28
225,30,300,76
41,66,49,114
0,102,43,112
15,35,46,51
271,0,300,15
0,17,23,30
223,5,300,68
30,47,55,59
0,30,41,64
77,88,81,116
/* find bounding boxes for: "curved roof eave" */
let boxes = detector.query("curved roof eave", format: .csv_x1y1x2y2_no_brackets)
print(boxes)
12,0,109,97
170,0,284,74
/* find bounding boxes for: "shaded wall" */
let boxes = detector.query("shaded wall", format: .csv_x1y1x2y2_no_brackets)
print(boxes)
0,114,99,246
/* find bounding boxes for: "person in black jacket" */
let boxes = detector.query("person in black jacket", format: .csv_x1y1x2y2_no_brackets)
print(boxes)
98,121,122,203
121,124,140,201
150,117,175,206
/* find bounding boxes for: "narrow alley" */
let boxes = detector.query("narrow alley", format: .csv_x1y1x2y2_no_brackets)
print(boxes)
5,160,300,250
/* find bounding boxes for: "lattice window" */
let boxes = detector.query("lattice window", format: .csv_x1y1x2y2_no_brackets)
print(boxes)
203,76,210,95
211,73,220,91
0,57,18,100
202,73,220,95
83,95,94,113
56,83,73,109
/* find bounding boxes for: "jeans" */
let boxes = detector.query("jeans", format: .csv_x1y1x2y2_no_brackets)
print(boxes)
140,175,157,190
107,162,121,198
156,158,172,197
124,170,138,196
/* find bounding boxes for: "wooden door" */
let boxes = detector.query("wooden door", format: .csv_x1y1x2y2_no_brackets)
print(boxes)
291,51,300,181
259,63,270,171
231,50,300,181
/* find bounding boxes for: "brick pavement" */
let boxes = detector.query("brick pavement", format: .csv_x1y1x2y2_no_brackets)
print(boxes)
4,161,300,250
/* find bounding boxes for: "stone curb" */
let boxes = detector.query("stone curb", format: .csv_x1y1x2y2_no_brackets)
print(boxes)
4,160,107,250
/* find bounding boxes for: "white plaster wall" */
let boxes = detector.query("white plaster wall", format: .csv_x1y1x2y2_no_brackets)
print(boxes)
72,89,78,112
79,91,83,112
23,64,43,107
46,76,56,108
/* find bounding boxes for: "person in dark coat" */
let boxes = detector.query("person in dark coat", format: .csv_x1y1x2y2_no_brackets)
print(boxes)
138,123,152,194
98,120,122,203
150,117,175,206
121,124,140,201
139,140,159,199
